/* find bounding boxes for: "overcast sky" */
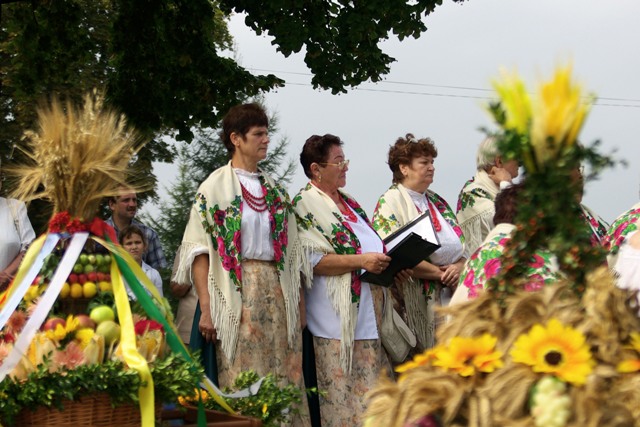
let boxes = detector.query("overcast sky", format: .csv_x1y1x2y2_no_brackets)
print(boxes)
149,0,640,224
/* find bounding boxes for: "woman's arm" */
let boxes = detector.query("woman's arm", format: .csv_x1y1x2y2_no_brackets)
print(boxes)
0,251,25,288
192,254,216,342
410,260,444,281
313,252,391,276
439,258,467,287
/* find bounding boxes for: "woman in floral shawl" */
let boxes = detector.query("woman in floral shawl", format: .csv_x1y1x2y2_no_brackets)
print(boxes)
174,103,309,426
372,134,468,351
450,183,560,304
293,134,392,427
604,202,640,266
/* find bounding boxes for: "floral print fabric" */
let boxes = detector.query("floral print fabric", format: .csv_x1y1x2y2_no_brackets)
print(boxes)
460,224,559,298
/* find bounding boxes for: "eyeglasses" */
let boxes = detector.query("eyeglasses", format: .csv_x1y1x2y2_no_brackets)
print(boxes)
318,159,350,170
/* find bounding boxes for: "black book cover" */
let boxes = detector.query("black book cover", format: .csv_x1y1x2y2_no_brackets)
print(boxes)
360,231,440,287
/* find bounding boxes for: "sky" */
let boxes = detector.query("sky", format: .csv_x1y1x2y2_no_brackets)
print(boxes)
147,0,640,224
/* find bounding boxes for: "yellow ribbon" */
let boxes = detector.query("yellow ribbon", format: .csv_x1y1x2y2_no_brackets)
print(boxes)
0,234,46,310
110,257,155,426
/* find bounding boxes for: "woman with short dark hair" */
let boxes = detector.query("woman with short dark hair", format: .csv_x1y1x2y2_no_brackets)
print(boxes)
174,103,310,426
294,134,392,427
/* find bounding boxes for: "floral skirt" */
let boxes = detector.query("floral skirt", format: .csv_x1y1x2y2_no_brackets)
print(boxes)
195,260,310,427
313,337,390,427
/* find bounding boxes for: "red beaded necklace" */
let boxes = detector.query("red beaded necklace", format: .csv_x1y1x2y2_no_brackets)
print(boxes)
240,182,268,212
338,195,358,222
427,199,442,232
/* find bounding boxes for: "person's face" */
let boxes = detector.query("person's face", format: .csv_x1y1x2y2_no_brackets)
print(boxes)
400,155,435,193
109,191,137,221
232,126,269,164
316,145,348,191
503,159,520,179
122,233,146,264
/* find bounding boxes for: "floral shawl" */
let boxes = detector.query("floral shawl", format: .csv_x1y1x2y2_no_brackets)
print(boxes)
458,223,559,300
580,204,609,247
292,182,374,372
604,202,640,266
372,183,466,349
455,170,500,253
174,162,302,361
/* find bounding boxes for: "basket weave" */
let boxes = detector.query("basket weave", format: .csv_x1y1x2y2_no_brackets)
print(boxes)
15,393,159,426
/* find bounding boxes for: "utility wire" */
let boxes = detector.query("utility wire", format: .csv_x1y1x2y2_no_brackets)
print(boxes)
250,67,640,106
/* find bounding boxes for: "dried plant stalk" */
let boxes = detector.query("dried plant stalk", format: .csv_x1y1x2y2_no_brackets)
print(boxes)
7,91,146,221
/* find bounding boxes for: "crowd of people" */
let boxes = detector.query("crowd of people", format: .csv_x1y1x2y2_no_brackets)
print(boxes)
2,102,640,426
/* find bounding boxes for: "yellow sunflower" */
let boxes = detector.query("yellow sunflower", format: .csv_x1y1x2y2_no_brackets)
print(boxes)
616,332,640,373
395,346,440,379
431,333,503,377
510,318,594,385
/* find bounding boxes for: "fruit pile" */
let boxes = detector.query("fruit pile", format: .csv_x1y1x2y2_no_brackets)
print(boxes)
61,252,113,300
40,304,121,349
24,250,113,303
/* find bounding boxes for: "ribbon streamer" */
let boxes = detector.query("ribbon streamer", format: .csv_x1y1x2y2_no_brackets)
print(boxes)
0,232,87,381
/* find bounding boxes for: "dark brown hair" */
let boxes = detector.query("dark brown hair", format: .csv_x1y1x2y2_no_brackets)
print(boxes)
219,103,269,155
387,133,438,184
493,182,525,225
299,134,343,179
118,225,147,246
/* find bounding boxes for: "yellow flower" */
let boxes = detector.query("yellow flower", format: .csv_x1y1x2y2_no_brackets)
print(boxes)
75,328,95,349
530,64,593,168
616,332,640,373
431,333,503,377
395,346,439,376
492,68,533,135
262,403,268,415
510,318,594,385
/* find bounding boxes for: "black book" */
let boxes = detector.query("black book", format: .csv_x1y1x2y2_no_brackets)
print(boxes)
360,211,441,287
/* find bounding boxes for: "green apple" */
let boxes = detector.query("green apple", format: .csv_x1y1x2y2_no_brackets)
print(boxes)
87,254,97,265
95,254,105,266
84,264,95,274
73,263,84,274
103,254,111,265
90,305,115,324
95,320,120,345
79,253,89,265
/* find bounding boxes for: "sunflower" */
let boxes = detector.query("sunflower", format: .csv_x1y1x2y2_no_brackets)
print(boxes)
616,332,640,373
510,318,594,385
431,333,504,377
395,346,440,379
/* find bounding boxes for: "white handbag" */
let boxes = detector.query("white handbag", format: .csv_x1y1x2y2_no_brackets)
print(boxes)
380,289,417,363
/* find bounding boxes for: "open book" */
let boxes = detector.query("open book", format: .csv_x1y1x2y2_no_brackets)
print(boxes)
360,211,441,287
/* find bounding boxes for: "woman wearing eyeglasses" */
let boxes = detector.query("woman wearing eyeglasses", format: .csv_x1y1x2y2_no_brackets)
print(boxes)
293,134,392,427
372,133,468,351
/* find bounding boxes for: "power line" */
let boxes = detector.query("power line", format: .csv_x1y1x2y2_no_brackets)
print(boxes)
250,67,640,107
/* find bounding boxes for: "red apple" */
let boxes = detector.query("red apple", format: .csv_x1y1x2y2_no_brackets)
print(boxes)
96,272,105,282
42,317,66,331
75,314,96,330
78,274,88,284
68,273,79,284
87,272,98,282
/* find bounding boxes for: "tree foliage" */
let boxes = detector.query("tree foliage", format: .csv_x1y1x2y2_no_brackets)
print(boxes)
219,0,466,93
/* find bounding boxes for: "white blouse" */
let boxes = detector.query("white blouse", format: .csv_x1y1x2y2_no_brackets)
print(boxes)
306,203,380,340
613,230,640,310
405,188,464,266
0,198,36,271
234,169,274,261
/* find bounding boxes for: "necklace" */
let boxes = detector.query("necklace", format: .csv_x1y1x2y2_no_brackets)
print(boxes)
240,182,268,212
427,198,442,232
338,195,358,222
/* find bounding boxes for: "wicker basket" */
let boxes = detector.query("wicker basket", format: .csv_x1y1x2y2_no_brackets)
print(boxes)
15,393,160,427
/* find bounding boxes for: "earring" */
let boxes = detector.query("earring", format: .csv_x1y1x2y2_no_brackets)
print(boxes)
317,174,322,183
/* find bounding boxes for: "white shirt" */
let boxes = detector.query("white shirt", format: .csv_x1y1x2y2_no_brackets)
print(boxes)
405,188,464,266
126,261,163,300
613,230,640,310
235,169,274,260
306,204,380,340
0,198,36,271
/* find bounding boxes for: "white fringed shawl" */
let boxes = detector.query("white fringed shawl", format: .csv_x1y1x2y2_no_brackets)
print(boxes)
293,183,373,372
173,162,302,362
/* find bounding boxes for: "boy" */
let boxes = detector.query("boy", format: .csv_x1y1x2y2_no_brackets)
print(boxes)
119,225,163,299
